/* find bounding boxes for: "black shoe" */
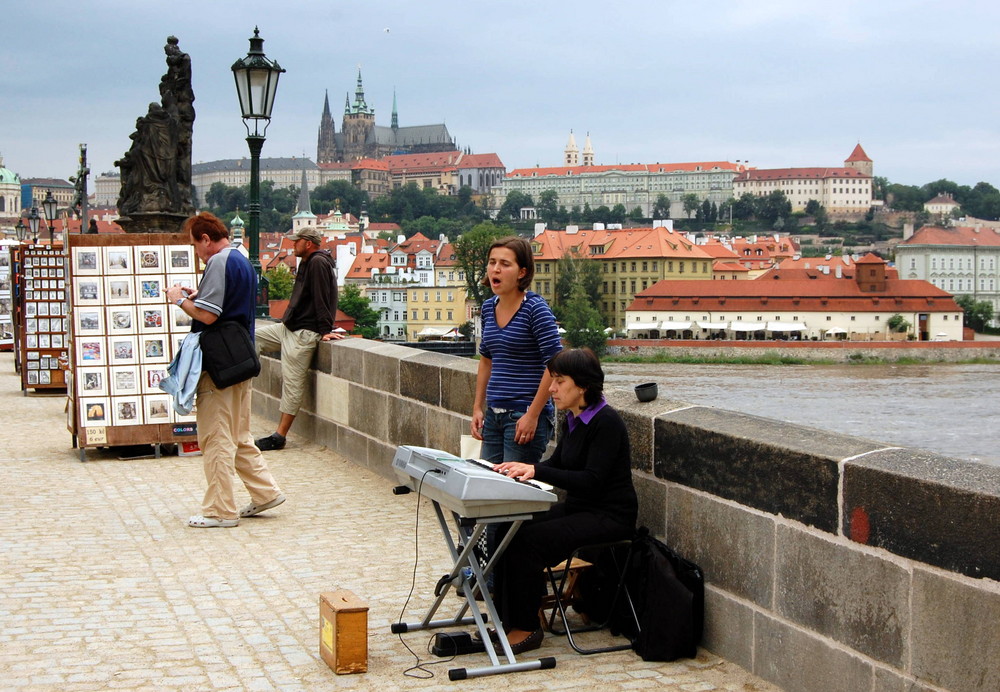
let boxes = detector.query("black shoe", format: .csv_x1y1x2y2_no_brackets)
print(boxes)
255,433,286,451
495,629,543,655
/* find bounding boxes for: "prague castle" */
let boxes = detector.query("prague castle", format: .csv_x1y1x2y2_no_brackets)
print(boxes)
316,70,456,163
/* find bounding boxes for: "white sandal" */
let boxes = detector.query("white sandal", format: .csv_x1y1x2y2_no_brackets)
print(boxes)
188,515,239,528
239,494,286,518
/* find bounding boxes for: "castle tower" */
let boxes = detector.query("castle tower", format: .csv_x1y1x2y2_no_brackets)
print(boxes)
582,132,594,166
316,91,337,164
845,143,873,177
564,130,579,166
342,69,376,160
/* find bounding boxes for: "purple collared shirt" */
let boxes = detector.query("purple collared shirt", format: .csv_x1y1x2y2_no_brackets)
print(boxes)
566,395,608,434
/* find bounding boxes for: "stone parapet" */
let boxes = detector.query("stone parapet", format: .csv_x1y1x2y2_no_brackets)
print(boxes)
253,335,1000,692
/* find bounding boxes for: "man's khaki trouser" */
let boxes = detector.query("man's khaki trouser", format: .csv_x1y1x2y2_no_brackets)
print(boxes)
254,323,321,417
196,373,282,520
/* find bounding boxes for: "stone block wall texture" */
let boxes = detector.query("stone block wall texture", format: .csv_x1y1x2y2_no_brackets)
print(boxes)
253,336,1000,692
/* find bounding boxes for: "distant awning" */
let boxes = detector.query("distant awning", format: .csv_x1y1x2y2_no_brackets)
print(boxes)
730,321,768,332
696,321,728,330
659,320,694,331
627,321,661,331
415,327,447,337
767,321,808,332
825,327,848,335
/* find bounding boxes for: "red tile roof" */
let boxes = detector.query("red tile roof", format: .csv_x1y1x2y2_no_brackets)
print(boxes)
630,277,958,314
734,167,869,182
845,143,872,163
507,161,742,178
344,251,391,279
902,225,1000,247
457,153,505,168
531,227,713,261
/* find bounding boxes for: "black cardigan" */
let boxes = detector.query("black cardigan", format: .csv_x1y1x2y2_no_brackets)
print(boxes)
532,405,638,528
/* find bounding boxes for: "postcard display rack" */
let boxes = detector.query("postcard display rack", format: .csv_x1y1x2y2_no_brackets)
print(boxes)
16,244,70,391
0,239,16,350
66,233,199,461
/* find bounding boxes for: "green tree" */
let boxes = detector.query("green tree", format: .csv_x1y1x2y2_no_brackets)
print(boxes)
338,284,380,339
553,248,603,321
628,205,645,221
452,221,513,306
496,191,533,222
536,189,560,224
610,203,627,224
757,191,792,224
887,314,911,334
651,194,671,219
804,199,822,216
311,179,368,217
682,194,700,219
263,263,294,300
561,283,607,355
955,295,994,332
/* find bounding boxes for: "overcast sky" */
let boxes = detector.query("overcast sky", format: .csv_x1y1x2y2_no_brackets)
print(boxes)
4,1,999,189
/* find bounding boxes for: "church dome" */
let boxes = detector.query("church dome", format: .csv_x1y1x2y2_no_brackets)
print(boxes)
0,156,19,185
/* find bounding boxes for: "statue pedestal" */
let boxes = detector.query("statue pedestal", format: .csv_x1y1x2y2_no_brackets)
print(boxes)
116,212,189,235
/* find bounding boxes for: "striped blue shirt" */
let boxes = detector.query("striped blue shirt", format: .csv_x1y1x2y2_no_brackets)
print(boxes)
479,292,562,413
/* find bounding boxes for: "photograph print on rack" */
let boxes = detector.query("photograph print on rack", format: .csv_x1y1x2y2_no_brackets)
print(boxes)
78,367,108,396
111,366,140,396
142,365,168,394
75,308,104,336
73,278,102,305
72,247,100,275
136,246,163,274
108,335,138,366
107,306,135,333
80,397,109,426
104,276,134,305
76,337,106,367
168,246,193,271
104,247,133,274
138,277,165,304
140,336,169,364
140,307,166,334
113,397,141,427
145,395,172,424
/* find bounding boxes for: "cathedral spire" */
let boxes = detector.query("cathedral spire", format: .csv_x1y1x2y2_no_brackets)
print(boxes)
344,93,351,115
391,89,398,129
297,168,312,214
564,130,579,166
582,132,594,166
317,90,336,164
353,67,372,114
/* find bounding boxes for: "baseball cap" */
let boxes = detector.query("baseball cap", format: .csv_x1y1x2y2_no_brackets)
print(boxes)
286,226,323,244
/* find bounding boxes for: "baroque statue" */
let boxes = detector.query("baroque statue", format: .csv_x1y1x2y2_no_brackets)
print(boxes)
115,36,195,232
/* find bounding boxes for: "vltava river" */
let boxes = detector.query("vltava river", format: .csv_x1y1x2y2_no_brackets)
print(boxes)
603,363,1000,467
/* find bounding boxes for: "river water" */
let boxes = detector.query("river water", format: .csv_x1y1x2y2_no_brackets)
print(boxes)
603,363,1000,467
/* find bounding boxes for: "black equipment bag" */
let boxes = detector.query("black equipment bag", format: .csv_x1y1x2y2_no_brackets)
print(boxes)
199,320,260,389
575,527,704,661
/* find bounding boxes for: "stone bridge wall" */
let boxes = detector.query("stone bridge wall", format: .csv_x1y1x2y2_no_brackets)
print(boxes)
252,337,1000,692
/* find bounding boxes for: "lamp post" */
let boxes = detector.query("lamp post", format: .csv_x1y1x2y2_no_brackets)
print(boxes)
28,207,40,245
15,219,27,243
232,27,285,317
42,190,57,244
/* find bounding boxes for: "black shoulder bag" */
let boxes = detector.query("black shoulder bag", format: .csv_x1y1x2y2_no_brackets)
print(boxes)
199,320,260,389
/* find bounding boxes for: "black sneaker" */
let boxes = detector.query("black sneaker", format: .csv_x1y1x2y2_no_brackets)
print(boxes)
255,433,286,451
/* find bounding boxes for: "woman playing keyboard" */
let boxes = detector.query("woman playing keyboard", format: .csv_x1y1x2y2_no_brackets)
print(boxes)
491,348,638,654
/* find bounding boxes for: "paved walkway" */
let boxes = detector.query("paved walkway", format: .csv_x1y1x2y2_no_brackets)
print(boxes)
0,352,778,691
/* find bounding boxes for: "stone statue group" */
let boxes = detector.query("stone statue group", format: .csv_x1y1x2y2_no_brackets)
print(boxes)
115,36,196,221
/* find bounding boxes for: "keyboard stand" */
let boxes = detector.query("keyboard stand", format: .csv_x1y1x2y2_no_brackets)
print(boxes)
391,500,557,680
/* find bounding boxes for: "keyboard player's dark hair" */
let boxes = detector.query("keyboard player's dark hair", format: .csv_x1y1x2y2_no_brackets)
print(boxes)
547,347,604,407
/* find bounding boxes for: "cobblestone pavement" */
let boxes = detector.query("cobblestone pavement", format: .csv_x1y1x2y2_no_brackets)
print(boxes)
0,352,779,691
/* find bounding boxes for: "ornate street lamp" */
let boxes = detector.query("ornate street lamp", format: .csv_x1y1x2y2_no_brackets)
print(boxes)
232,27,285,317
42,190,58,243
15,219,27,243
28,207,41,245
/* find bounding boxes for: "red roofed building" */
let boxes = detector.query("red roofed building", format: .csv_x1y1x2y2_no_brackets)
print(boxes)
895,225,1000,327
528,226,715,329
625,253,962,341
501,154,745,219
733,144,878,215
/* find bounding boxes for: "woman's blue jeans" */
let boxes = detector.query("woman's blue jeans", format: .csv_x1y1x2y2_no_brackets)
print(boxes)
479,408,553,464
